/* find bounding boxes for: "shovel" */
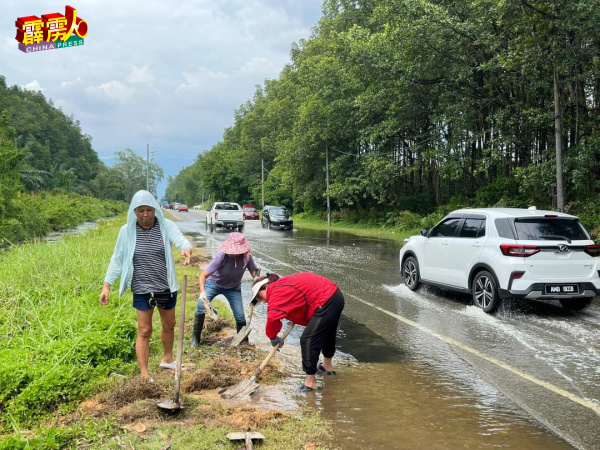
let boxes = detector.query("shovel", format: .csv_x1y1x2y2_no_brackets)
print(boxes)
230,301,255,347
230,269,261,347
220,322,295,399
200,292,218,321
226,431,265,449
157,275,187,412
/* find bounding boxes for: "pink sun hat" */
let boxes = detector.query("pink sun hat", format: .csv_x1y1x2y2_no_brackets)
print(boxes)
220,232,251,255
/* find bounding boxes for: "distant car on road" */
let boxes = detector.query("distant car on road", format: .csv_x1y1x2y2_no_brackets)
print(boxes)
206,202,245,233
399,207,600,313
243,206,259,220
193,204,202,210
262,205,293,230
178,204,189,212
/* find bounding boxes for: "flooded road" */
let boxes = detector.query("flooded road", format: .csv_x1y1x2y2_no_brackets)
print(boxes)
174,210,600,449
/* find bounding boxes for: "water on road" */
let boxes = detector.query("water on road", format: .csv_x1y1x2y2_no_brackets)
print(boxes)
175,211,599,449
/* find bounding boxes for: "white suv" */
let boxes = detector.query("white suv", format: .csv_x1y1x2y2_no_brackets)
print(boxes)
399,207,600,313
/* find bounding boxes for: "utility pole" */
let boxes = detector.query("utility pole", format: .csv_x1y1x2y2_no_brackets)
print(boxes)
261,158,265,209
146,143,150,191
326,142,331,227
554,66,564,212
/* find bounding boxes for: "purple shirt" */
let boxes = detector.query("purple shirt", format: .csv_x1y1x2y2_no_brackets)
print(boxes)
206,251,257,290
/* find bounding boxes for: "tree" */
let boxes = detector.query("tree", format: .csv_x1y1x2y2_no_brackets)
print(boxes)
112,148,163,200
0,112,24,221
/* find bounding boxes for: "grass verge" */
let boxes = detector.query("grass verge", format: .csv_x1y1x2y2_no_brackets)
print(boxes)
293,214,419,244
0,216,333,449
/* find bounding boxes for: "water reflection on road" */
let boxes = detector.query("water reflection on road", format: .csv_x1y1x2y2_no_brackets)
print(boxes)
175,211,596,449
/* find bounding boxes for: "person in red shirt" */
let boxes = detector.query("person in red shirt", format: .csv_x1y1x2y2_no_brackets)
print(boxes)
250,272,345,391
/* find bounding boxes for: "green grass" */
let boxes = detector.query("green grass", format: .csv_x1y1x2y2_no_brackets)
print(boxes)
0,217,139,429
0,216,334,449
293,213,419,244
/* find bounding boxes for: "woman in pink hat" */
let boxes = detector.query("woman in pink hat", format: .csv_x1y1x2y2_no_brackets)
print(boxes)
190,232,259,346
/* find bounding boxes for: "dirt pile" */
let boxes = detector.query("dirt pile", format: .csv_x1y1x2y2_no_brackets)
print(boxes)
183,357,245,391
204,316,231,333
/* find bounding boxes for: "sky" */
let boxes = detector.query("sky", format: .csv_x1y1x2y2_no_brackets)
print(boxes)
2,0,324,200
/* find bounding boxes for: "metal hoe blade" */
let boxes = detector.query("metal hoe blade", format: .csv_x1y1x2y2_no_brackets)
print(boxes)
201,294,218,321
226,431,265,450
230,302,255,347
156,399,180,410
220,377,259,399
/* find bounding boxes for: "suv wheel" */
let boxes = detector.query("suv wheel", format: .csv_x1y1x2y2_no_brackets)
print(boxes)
559,298,593,311
472,271,500,313
403,256,420,291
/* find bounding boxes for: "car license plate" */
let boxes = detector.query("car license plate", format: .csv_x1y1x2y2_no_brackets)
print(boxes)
544,284,579,295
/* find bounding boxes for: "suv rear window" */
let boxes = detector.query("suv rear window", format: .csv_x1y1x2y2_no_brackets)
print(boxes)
514,218,589,241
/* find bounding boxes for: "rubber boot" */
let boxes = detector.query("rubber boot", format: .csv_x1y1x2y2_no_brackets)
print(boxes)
190,314,205,347
236,322,249,345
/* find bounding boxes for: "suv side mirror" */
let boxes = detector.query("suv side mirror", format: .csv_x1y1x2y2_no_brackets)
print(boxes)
420,228,429,237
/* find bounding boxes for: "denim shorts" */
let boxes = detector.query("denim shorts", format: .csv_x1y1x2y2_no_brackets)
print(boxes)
133,291,177,311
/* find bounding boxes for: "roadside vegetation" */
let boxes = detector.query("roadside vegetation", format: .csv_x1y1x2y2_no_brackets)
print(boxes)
0,76,163,248
294,197,600,244
166,0,600,235
0,218,332,449
0,192,126,248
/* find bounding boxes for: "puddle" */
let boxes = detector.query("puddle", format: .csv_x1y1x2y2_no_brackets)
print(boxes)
229,307,570,449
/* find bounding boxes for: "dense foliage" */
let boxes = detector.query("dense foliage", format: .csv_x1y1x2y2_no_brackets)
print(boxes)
166,0,600,222
0,76,164,201
0,76,103,195
0,192,126,248
0,76,162,245
0,220,138,432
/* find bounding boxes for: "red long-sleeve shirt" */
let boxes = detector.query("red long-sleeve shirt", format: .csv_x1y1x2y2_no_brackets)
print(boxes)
265,272,338,338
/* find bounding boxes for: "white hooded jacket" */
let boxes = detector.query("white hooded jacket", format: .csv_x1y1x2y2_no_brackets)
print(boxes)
104,190,191,296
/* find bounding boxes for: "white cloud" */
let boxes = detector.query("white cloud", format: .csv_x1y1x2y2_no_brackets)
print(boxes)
2,0,324,197
61,77,82,88
240,57,278,75
127,65,154,85
87,81,135,102
23,80,43,91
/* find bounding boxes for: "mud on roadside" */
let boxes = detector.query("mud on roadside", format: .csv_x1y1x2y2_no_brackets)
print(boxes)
70,323,312,449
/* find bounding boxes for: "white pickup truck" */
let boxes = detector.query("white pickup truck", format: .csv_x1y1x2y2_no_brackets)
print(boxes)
206,202,245,233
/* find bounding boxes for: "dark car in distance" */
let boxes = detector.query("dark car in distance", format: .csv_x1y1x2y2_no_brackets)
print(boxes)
243,207,259,220
262,205,293,230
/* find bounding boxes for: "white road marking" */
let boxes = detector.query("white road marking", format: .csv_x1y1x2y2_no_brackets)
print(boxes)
346,292,600,416
236,237,600,416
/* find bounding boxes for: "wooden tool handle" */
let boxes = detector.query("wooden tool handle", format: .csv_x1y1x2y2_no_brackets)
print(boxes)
173,275,186,404
255,322,295,375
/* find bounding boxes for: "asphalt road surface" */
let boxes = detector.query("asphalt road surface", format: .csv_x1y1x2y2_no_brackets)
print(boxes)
173,209,600,449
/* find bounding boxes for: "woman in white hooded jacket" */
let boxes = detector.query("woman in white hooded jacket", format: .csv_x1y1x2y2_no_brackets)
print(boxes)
99,190,192,381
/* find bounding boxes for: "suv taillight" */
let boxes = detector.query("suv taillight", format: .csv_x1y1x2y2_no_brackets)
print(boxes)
500,244,540,257
584,245,600,257
215,212,218,220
